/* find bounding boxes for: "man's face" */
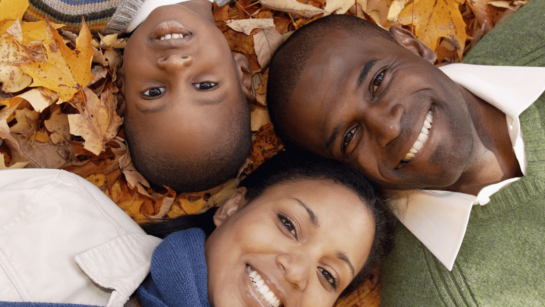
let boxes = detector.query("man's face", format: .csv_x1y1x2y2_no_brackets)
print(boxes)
285,30,476,190
121,3,246,166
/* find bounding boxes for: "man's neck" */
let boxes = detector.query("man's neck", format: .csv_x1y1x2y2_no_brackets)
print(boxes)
443,85,522,196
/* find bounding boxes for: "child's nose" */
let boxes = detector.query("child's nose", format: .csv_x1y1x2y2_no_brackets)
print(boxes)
156,55,193,72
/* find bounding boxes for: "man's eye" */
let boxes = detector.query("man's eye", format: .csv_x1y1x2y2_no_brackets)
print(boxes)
372,71,384,95
278,214,297,238
143,88,165,97
343,127,357,150
318,267,338,290
194,82,217,90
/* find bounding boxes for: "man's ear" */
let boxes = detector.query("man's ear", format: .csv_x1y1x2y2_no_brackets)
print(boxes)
233,53,256,103
116,67,127,116
213,187,248,227
389,26,437,64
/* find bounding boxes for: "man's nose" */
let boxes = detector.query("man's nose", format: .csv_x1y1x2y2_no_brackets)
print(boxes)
156,55,193,72
363,103,404,148
276,251,311,291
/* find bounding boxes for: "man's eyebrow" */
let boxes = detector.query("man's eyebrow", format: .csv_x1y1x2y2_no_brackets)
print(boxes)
325,125,341,152
292,198,318,227
196,90,228,106
356,59,378,89
337,252,355,277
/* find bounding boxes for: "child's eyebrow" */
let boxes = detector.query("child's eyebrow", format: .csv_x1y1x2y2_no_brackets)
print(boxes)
197,91,228,106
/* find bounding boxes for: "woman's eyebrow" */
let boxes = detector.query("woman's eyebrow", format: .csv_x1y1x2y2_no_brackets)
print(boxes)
337,252,355,277
292,198,318,227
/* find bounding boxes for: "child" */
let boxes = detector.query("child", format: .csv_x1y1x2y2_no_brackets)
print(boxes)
25,0,256,193
0,150,393,306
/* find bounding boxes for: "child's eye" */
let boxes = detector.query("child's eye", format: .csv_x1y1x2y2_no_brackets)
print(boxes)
194,82,217,90
278,214,297,238
372,71,384,95
143,87,165,98
318,267,338,290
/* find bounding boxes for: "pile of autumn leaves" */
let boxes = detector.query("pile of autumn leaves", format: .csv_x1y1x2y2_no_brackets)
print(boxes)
0,0,527,221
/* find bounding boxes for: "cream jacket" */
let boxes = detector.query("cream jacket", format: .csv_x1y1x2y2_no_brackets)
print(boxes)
0,169,162,306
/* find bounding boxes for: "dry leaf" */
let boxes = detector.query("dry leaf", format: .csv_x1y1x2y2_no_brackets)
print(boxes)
18,19,94,103
251,107,271,131
146,197,175,219
17,87,58,112
0,0,28,21
226,18,275,35
0,24,32,93
10,108,40,135
388,0,409,21
0,152,29,169
253,27,284,69
99,33,127,49
11,133,69,168
44,105,70,144
259,0,327,18
398,0,467,59
117,143,151,190
324,0,356,14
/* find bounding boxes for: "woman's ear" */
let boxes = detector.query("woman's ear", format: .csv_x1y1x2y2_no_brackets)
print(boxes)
213,187,248,227
233,53,256,104
389,26,437,64
116,67,126,116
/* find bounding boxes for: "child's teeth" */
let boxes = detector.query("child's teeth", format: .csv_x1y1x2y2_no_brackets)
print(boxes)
164,34,172,39
172,33,180,38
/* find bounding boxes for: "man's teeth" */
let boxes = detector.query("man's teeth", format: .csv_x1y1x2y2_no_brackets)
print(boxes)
402,110,433,162
248,266,282,307
158,33,185,40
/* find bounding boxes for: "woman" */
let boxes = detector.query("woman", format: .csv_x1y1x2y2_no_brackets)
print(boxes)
0,150,393,307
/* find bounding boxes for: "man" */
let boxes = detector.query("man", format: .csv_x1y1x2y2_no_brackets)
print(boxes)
266,0,545,305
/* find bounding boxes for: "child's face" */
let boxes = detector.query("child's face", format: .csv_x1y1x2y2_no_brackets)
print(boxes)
119,3,252,189
205,179,375,307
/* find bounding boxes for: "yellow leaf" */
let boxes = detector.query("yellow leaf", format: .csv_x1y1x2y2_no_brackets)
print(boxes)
99,33,127,49
0,30,32,92
179,198,204,215
17,87,58,112
18,19,93,102
0,97,24,108
10,108,40,134
86,174,106,187
388,0,409,21
30,131,50,143
398,0,466,59
21,21,64,44
0,0,28,21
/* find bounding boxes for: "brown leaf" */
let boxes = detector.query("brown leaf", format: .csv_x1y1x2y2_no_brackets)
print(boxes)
324,0,356,14
226,18,275,35
259,0,327,18
11,133,70,168
17,87,58,112
253,27,284,69
0,152,28,169
10,107,40,136
44,104,70,144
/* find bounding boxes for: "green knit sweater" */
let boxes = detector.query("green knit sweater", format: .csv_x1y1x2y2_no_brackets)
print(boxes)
381,0,545,305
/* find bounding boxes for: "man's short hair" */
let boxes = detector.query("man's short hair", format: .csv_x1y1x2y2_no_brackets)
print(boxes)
125,89,251,193
267,14,397,147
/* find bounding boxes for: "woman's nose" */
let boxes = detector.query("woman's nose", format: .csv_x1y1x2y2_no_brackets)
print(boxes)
156,55,193,72
276,252,311,291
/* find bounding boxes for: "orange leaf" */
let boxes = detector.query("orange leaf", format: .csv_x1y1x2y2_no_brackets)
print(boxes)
398,0,467,59
0,0,28,21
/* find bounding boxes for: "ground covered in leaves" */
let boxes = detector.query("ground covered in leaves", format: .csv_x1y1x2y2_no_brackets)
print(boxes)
0,0,526,305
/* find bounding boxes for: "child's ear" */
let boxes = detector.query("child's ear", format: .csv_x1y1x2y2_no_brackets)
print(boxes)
116,67,127,116
213,187,248,227
233,53,256,103
389,26,437,64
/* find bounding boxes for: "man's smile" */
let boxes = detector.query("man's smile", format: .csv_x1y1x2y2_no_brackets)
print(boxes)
401,109,433,163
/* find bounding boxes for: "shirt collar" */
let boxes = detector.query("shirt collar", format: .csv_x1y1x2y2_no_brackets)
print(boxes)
392,63,545,271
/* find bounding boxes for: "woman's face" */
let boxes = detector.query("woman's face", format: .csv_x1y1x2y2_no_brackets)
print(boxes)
205,179,375,307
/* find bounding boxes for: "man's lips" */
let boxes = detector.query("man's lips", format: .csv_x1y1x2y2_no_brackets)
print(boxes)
400,109,433,164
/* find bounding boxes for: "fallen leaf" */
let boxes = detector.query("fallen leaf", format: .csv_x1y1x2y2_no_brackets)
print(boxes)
388,0,409,21
253,27,284,69
117,142,151,190
0,26,33,92
0,97,24,108
11,133,69,168
179,198,205,215
99,33,127,49
44,105,70,144
17,87,58,112
226,18,275,35
10,108,40,135
86,173,106,188
0,152,29,169
18,19,94,103
146,197,176,219
398,0,467,59
0,0,28,21
324,0,356,14
259,0,327,18
251,106,271,131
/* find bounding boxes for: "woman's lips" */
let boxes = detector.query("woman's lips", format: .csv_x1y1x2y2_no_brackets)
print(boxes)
245,265,283,307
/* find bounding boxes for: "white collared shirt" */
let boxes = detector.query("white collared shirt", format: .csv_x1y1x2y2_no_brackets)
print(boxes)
0,169,162,306
389,64,545,271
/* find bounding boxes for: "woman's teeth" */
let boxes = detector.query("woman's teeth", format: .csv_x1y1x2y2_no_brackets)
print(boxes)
247,266,282,307
158,33,185,40
402,110,433,162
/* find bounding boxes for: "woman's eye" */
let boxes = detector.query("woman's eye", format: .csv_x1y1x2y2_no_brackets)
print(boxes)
142,87,165,97
278,214,297,238
194,82,217,90
372,71,384,95
318,267,337,290
342,127,357,150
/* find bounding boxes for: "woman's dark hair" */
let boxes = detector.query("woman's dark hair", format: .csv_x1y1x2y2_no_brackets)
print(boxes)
141,149,394,298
